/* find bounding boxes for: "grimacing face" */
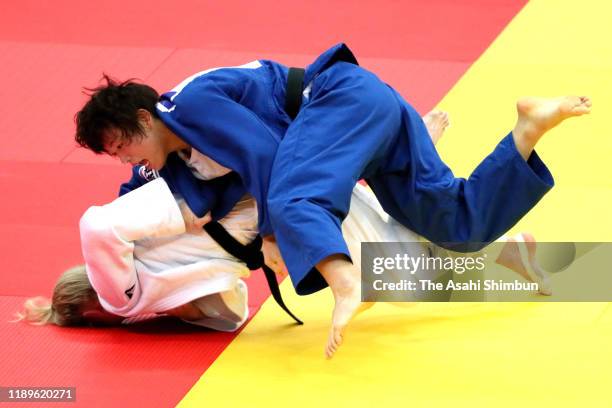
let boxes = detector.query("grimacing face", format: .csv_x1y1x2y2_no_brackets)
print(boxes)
104,109,169,170
103,124,168,171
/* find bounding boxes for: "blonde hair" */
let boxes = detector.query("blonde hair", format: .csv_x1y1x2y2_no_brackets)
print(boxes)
15,265,97,326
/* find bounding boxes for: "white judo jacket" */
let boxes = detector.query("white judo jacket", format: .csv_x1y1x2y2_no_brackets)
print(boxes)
79,178,256,330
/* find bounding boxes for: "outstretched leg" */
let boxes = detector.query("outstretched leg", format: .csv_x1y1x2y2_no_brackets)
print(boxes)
368,95,591,253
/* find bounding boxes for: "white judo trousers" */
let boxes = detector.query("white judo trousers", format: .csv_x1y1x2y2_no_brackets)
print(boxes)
79,178,434,332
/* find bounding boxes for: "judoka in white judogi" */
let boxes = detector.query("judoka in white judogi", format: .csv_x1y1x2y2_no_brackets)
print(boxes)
80,176,437,331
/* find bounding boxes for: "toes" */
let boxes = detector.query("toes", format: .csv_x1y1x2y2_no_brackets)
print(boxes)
574,106,591,115
334,328,344,347
326,340,336,359
580,96,592,107
329,332,337,349
573,96,592,113
325,327,344,359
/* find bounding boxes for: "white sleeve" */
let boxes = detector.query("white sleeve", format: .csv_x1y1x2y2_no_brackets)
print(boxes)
79,178,186,309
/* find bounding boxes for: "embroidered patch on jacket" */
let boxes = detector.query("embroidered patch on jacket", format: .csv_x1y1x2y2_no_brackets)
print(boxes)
137,166,160,181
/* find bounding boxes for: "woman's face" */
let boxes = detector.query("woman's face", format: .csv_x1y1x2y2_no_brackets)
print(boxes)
103,109,171,171
103,126,168,172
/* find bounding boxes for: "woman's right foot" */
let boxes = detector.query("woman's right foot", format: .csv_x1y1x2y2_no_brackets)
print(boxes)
512,96,591,160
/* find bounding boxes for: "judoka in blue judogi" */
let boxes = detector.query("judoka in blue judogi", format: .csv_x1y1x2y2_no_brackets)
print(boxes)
78,41,592,357
121,43,553,297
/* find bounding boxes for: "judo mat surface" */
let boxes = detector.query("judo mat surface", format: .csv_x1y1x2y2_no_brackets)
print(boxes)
1,1,610,407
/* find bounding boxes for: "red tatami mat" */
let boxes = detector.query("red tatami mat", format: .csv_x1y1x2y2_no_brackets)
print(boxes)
0,1,527,406
0,1,525,62
0,42,172,162
0,292,269,408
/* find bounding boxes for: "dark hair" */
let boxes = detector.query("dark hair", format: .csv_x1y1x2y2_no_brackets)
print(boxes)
75,74,160,153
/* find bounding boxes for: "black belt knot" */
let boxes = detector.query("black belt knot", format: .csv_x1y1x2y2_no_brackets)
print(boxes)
244,235,265,270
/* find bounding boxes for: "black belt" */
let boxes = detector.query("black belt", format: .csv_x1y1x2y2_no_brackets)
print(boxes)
285,67,305,120
203,221,303,325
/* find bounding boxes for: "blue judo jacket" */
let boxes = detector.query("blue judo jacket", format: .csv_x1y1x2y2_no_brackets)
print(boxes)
121,43,357,234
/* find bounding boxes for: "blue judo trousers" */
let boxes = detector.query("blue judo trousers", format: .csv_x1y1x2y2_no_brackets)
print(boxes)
122,43,554,296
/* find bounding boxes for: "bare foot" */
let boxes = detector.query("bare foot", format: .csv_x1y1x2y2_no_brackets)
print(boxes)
512,96,591,160
327,290,374,359
423,110,450,145
495,233,552,295
318,255,374,359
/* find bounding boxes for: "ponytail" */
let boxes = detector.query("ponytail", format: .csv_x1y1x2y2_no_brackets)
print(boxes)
14,265,96,326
